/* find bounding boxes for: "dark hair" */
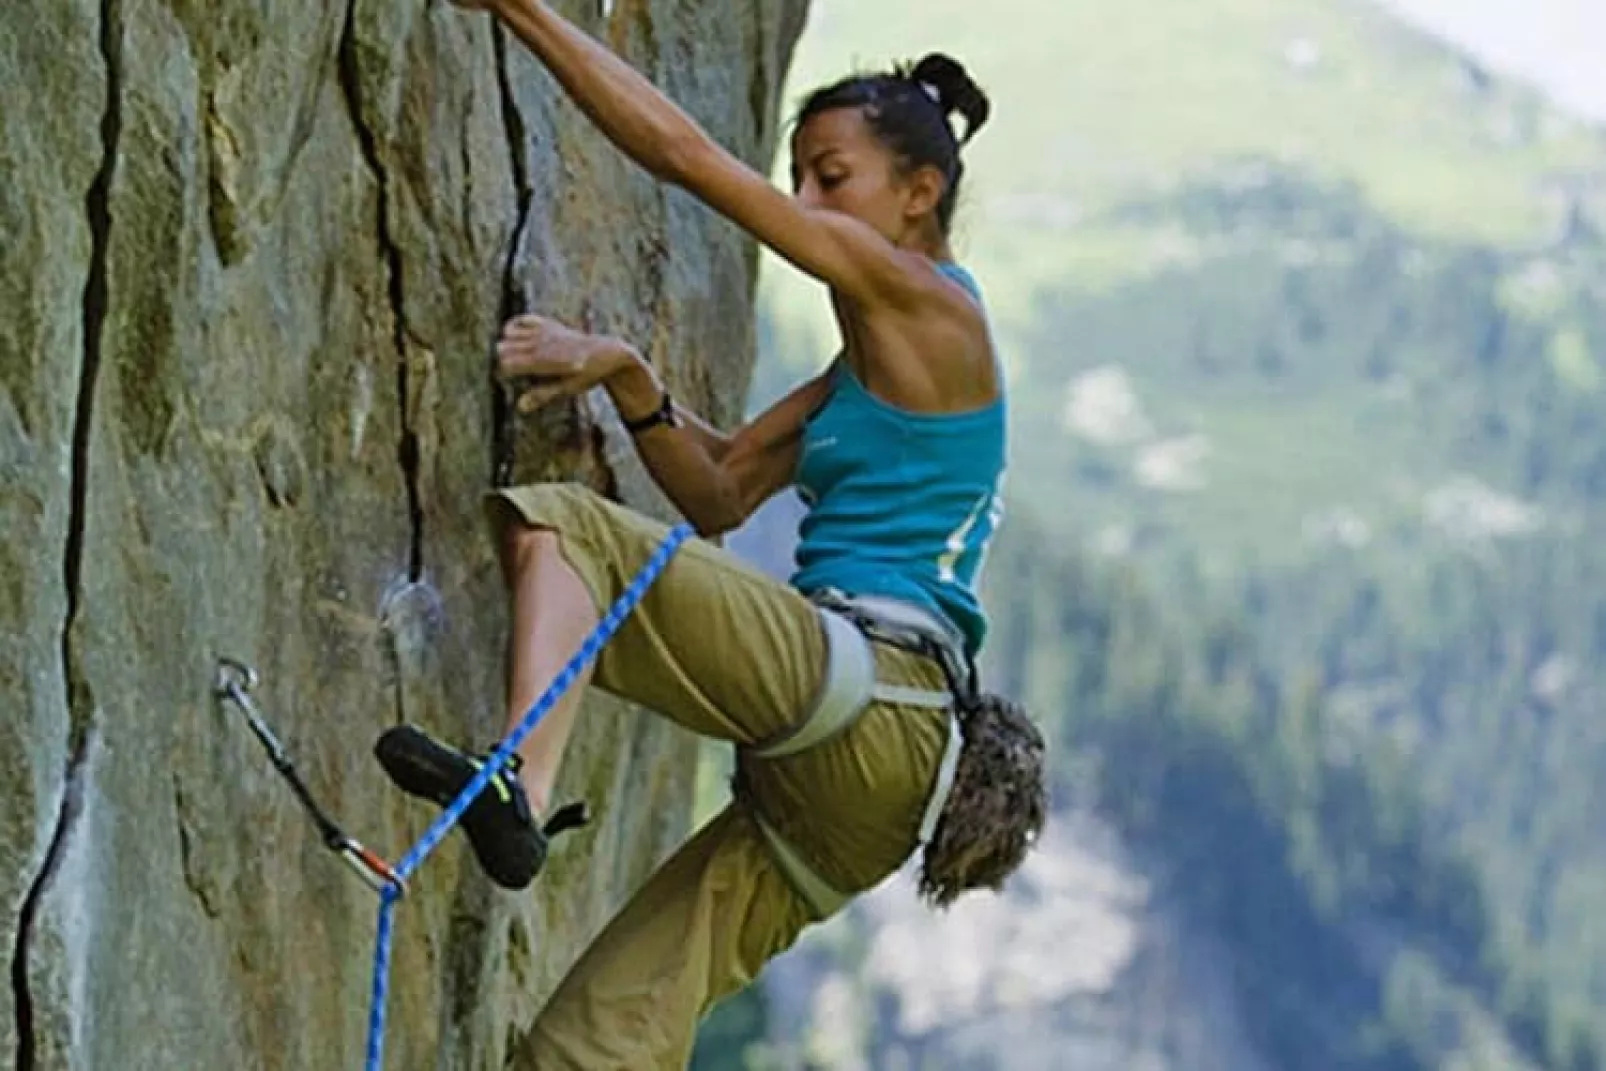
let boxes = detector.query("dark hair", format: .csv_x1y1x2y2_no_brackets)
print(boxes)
918,692,1048,908
795,53,991,233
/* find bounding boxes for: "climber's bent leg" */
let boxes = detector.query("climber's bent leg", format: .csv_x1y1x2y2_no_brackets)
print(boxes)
496,522,600,816
373,501,608,891
511,804,811,1071
375,482,827,890
484,482,827,747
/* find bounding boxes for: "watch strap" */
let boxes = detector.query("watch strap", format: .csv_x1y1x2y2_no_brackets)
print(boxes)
623,391,677,435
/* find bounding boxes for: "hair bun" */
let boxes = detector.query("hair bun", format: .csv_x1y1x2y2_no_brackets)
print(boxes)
910,53,991,144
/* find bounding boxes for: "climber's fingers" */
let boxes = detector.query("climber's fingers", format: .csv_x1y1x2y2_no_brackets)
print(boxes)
496,316,587,378
496,314,638,418
514,378,586,414
496,343,581,381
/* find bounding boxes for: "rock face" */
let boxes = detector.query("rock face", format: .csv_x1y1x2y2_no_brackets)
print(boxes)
0,1,808,1067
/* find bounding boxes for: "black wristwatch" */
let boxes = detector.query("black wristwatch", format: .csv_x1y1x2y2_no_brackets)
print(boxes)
623,391,679,435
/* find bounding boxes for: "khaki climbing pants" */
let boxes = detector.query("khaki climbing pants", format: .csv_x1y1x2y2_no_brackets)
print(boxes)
485,482,952,1071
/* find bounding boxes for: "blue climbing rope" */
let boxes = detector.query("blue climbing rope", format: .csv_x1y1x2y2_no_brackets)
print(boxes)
365,887,401,1071
361,520,692,1071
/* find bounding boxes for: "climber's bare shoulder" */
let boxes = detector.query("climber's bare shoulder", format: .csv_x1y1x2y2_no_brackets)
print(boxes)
841,261,997,413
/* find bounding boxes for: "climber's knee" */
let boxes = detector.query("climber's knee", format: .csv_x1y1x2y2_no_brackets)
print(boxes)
487,497,559,585
504,516,561,567
487,483,611,564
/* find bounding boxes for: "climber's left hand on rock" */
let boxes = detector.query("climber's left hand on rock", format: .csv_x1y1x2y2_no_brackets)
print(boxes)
495,314,640,413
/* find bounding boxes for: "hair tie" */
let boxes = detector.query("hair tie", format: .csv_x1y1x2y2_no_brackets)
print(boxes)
918,81,942,105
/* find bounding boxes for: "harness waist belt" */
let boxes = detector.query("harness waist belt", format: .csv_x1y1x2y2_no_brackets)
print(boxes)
743,593,968,919
814,588,977,707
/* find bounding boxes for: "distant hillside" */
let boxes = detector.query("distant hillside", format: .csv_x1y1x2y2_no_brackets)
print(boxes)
755,0,1606,376
1007,165,1606,569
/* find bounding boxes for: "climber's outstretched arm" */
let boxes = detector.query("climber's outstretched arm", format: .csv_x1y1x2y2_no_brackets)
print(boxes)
482,0,927,311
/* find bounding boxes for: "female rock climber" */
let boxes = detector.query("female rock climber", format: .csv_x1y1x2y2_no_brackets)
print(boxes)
374,0,1047,1065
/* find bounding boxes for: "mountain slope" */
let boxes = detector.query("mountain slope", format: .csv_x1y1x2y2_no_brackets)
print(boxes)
757,0,1606,359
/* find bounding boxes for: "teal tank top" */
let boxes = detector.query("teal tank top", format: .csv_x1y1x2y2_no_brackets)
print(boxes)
789,263,1007,658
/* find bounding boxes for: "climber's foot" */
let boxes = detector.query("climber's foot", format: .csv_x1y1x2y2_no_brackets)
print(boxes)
374,725,589,890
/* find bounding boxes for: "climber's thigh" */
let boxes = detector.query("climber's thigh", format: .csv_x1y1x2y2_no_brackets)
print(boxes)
514,804,810,1070
485,483,825,746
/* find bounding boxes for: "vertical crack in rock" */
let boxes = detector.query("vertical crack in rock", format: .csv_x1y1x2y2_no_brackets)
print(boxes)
10,736,92,1071
490,25,533,486
65,0,121,698
338,0,424,579
12,0,123,1063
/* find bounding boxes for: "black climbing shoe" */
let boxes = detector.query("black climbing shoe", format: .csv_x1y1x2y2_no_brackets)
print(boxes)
373,725,590,890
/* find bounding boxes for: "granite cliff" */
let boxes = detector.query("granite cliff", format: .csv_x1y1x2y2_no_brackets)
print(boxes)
1,1,807,1066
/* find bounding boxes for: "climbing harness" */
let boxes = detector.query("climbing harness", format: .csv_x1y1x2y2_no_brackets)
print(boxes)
213,521,693,1071
213,658,406,896
741,589,973,919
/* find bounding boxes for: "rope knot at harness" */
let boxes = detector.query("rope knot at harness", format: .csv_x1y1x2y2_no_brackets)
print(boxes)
210,522,694,1071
